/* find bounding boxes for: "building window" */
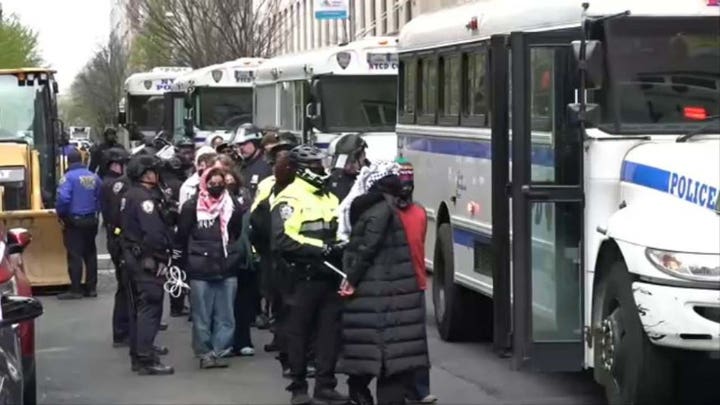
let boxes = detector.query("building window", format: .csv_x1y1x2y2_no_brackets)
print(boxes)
393,0,400,33
405,0,412,24
380,0,387,34
370,0,377,36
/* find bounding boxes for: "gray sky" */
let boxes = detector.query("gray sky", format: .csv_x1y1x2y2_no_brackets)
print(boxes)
2,0,111,93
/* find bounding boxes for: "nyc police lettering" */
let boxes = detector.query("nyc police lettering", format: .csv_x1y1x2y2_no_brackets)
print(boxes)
668,172,718,211
155,78,175,91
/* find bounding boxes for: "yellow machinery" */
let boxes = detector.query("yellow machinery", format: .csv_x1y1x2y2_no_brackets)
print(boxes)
0,68,69,287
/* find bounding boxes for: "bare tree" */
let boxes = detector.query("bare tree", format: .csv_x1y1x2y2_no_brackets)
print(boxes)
129,0,282,69
69,32,130,137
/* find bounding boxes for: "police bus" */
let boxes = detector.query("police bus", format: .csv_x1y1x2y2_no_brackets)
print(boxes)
171,58,265,146
396,0,719,402
253,37,398,162
120,66,192,140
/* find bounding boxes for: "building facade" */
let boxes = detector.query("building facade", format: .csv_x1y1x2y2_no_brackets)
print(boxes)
270,0,474,56
110,0,141,46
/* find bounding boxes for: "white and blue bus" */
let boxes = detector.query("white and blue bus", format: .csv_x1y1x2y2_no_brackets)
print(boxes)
253,37,399,162
397,0,719,403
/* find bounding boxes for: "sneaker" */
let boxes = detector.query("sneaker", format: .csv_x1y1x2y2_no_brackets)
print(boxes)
57,291,83,300
419,395,438,403
200,357,217,369
256,314,271,330
239,346,255,356
84,290,98,298
214,356,230,368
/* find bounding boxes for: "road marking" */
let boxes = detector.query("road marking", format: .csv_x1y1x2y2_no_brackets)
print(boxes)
36,347,70,354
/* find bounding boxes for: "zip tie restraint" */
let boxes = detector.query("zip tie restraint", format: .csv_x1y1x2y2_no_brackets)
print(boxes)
158,257,190,298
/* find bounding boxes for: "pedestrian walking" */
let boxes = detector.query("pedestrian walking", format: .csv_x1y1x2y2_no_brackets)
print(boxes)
56,149,102,300
337,161,429,405
176,167,246,368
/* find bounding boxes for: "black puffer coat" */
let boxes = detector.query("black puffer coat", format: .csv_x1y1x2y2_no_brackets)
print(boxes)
337,191,429,377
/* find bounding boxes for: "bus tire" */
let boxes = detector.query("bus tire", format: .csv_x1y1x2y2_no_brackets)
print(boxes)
596,259,675,405
432,223,481,341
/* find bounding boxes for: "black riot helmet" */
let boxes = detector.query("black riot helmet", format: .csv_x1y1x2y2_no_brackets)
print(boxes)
329,133,368,170
103,147,130,165
126,154,162,182
175,138,195,149
289,144,327,189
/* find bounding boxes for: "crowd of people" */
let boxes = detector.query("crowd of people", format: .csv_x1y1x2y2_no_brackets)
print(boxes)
54,124,436,405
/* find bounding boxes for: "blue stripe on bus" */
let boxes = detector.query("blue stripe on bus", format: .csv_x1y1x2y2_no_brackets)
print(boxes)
620,161,671,192
399,135,555,167
452,228,491,248
621,160,719,212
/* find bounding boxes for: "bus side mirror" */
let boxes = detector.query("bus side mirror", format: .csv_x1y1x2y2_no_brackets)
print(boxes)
306,102,322,130
7,228,31,255
572,40,604,90
0,296,43,328
567,102,601,128
53,118,66,141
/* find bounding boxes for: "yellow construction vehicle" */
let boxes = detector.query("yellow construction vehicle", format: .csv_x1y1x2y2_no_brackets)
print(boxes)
0,68,69,287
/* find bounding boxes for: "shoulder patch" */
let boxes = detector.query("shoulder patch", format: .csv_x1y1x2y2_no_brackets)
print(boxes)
112,181,124,194
58,175,67,185
278,203,294,222
141,200,155,214
79,175,97,189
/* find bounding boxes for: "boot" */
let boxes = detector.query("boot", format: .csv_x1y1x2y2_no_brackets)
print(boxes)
153,345,169,356
159,322,168,331
349,386,374,405
314,387,350,405
136,360,174,375
57,291,83,300
290,389,312,405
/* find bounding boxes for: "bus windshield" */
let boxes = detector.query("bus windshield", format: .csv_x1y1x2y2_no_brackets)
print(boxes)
318,75,397,133
0,75,39,144
128,95,164,131
604,17,720,133
197,87,253,131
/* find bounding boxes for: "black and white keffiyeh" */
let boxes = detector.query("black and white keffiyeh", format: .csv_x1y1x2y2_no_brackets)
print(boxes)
337,161,400,241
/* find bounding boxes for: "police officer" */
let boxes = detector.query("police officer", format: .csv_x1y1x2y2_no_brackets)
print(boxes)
175,138,196,178
231,123,272,196
56,149,102,300
99,147,132,345
326,133,369,201
270,145,348,405
89,127,125,178
121,155,175,375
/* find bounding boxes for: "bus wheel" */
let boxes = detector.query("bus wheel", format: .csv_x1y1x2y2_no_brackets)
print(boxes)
597,260,675,405
432,223,481,341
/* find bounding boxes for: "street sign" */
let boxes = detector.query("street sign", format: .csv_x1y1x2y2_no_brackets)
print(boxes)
314,0,349,20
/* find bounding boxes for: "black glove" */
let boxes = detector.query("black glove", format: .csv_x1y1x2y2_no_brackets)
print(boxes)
322,241,347,264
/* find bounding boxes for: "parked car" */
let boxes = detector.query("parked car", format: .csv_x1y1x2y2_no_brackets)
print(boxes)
0,226,42,405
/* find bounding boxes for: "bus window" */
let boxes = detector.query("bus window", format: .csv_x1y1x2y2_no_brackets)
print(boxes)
440,54,461,124
462,49,489,126
280,81,294,130
418,56,438,122
399,58,417,123
530,48,554,132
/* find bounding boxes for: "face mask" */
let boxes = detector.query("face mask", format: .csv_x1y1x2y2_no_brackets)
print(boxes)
207,185,224,198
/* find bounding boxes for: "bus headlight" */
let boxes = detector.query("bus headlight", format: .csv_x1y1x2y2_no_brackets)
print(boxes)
645,248,720,283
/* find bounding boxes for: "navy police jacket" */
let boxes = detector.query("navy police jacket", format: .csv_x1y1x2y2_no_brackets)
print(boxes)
55,163,101,217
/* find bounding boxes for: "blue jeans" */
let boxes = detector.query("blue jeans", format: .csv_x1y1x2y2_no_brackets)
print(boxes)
189,277,237,357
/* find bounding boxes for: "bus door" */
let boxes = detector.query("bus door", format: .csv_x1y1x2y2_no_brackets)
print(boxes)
508,29,584,371
163,91,185,139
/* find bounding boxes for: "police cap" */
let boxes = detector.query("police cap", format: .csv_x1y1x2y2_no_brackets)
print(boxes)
103,147,130,164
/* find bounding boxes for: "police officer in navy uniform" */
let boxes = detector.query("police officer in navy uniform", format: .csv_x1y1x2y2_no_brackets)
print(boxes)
231,123,273,197
99,147,132,346
56,149,102,300
89,127,125,178
120,155,174,375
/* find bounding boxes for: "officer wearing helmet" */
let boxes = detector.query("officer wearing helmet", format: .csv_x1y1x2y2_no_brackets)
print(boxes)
326,134,369,201
120,154,175,375
89,127,126,178
231,123,272,196
175,138,196,178
99,147,132,346
270,144,348,405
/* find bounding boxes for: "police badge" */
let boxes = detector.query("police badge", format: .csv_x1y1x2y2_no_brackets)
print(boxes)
113,182,124,194
142,200,155,214
279,203,294,222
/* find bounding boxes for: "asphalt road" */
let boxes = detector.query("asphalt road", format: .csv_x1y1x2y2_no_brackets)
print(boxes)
35,272,605,405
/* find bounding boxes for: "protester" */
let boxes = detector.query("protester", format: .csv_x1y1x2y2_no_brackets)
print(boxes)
176,167,245,369
395,158,436,404
179,146,217,208
337,161,429,405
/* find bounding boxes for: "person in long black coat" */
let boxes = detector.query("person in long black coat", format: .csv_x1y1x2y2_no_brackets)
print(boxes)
338,174,429,405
